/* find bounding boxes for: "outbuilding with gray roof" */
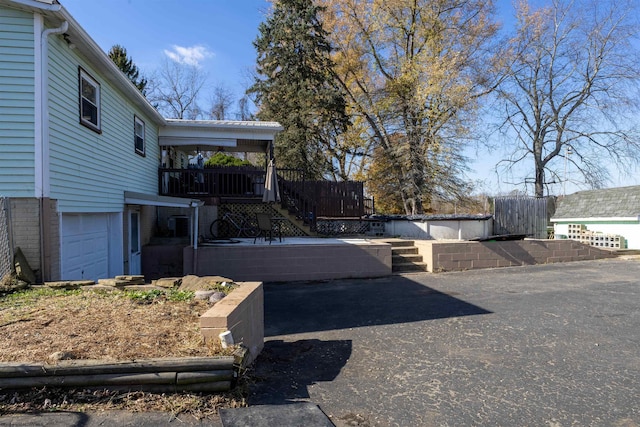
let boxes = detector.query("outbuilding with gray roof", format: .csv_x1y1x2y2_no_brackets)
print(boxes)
551,185,640,249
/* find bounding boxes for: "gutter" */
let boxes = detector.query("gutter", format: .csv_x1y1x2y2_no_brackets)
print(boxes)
8,0,60,11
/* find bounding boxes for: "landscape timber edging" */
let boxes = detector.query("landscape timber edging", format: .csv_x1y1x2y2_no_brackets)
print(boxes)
0,355,245,393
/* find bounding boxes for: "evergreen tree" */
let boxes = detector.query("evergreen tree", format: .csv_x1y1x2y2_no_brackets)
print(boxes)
249,0,349,179
108,45,147,94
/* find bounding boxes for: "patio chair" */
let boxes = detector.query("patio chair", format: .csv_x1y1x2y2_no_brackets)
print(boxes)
254,212,275,244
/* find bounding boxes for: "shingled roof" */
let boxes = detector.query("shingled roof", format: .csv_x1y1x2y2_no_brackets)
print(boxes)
552,186,640,220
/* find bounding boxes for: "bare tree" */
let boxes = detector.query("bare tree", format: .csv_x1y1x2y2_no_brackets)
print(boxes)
147,58,207,119
209,84,235,120
495,0,640,196
236,95,254,121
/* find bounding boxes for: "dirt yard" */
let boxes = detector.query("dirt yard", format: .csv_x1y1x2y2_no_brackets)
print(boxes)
0,287,246,418
0,287,226,362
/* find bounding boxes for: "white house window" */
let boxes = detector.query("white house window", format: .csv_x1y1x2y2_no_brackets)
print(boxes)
79,68,100,133
134,116,145,156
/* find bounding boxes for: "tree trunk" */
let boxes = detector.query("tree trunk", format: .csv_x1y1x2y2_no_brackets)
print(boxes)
535,165,545,197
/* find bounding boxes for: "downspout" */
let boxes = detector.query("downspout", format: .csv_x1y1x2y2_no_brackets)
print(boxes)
37,18,68,197
190,201,202,275
35,15,68,281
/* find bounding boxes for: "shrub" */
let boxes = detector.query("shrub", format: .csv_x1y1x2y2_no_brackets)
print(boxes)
204,152,253,167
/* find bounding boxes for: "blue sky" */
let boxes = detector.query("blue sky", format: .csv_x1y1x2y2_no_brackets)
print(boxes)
61,0,271,103
59,0,638,195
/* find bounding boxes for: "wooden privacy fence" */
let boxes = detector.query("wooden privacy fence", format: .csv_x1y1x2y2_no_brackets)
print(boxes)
493,196,556,239
312,181,365,218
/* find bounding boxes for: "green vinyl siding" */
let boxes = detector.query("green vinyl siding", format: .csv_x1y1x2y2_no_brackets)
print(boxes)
0,6,35,197
47,34,161,212
555,220,639,225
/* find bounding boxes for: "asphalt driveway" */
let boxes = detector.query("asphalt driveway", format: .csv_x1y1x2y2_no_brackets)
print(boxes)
249,258,640,426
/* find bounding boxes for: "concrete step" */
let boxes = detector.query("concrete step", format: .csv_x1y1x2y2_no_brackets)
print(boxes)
378,238,428,272
392,246,418,255
380,239,415,248
393,254,423,263
392,261,428,273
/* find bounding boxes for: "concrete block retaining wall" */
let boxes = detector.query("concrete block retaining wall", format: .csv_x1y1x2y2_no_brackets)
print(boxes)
415,239,615,273
184,240,392,282
200,281,264,365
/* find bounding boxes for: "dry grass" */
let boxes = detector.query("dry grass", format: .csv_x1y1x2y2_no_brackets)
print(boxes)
0,287,221,362
0,287,248,418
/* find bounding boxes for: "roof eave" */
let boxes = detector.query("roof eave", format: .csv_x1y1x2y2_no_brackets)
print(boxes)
124,191,203,208
159,120,284,148
163,119,284,132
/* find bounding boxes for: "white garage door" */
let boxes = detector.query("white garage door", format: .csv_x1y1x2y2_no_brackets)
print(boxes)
61,214,113,281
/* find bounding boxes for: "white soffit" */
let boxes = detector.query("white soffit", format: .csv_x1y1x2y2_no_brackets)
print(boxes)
159,119,283,141
124,191,203,208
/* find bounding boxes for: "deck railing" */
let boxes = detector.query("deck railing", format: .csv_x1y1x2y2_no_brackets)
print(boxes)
158,167,373,224
159,166,266,198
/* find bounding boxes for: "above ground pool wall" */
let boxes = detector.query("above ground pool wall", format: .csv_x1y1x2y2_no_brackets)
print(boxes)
384,217,493,240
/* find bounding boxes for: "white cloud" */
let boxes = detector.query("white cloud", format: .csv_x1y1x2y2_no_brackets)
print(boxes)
163,44,213,67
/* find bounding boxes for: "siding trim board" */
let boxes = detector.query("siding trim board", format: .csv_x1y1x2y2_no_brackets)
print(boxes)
33,13,43,198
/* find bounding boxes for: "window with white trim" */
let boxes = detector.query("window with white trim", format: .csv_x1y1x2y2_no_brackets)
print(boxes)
79,68,101,133
134,116,145,156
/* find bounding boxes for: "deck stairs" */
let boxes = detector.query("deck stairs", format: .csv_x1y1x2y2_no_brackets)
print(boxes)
268,203,315,237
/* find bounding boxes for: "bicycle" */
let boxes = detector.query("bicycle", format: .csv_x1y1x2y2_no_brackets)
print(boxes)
210,210,259,238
